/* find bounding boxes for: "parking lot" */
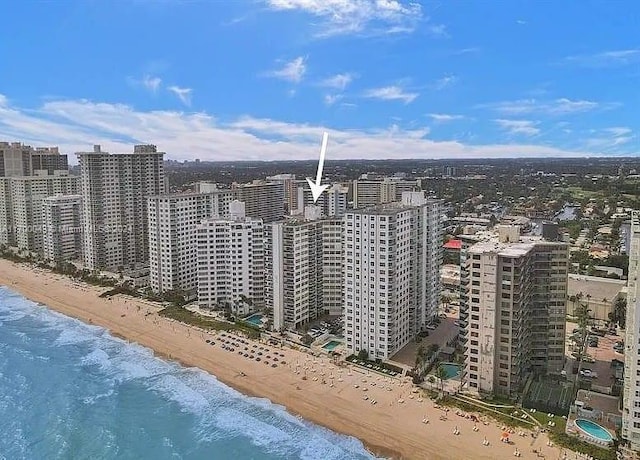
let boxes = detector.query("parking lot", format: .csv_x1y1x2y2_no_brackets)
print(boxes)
565,321,622,388
391,310,459,367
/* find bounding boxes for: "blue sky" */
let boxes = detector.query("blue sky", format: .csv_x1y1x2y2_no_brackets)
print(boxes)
0,0,638,161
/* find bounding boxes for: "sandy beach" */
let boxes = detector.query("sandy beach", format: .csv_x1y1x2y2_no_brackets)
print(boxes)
0,259,570,460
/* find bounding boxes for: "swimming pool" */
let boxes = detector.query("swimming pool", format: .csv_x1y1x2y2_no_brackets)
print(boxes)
439,362,462,380
244,314,263,327
322,340,342,351
575,419,613,443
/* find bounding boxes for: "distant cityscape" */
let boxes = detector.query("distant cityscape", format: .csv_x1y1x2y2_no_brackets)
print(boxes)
4,139,640,458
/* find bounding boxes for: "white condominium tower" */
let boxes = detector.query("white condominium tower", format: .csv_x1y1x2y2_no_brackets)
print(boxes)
196,201,264,316
77,144,165,272
42,194,83,262
462,226,568,396
295,183,348,217
344,192,443,360
265,206,343,331
0,174,80,253
147,184,236,294
622,211,640,449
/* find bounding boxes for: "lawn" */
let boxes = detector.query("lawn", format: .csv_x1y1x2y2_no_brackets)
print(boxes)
159,306,261,339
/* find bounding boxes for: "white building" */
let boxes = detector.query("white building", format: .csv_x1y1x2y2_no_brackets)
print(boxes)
622,211,640,448
196,201,264,316
42,194,83,262
77,144,165,272
265,206,343,331
461,226,568,396
0,174,80,253
147,186,236,294
344,192,443,360
295,183,348,217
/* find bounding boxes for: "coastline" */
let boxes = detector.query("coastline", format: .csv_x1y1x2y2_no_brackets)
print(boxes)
0,259,564,460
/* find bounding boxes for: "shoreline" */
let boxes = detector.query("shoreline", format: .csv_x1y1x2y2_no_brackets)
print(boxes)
0,259,565,460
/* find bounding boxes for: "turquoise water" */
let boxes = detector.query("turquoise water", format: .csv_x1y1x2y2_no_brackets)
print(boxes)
0,287,376,459
439,362,462,380
575,419,613,442
244,313,263,327
322,340,341,351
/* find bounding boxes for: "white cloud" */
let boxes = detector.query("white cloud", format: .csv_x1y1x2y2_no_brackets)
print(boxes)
319,73,355,90
494,119,540,136
563,49,640,67
167,86,192,106
428,113,464,123
0,94,609,162
127,74,162,93
427,23,448,38
264,0,424,37
480,98,606,115
324,94,343,106
364,85,418,104
142,75,162,93
604,127,632,137
264,56,307,83
432,74,458,90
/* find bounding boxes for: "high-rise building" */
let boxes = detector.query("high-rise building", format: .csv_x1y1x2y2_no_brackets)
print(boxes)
622,211,640,448
295,183,348,217
147,185,236,294
344,192,443,360
265,174,300,213
265,206,343,331
0,142,68,177
461,226,568,396
0,175,80,253
42,194,83,262
196,201,264,316
352,177,419,208
78,144,165,272
233,180,285,223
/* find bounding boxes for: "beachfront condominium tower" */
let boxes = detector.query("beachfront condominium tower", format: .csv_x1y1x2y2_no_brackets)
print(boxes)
42,194,83,262
462,226,568,396
147,183,236,294
0,174,80,253
264,206,343,331
344,192,443,360
196,201,265,316
77,144,165,272
352,177,419,209
233,180,285,223
622,211,640,449
295,183,348,217
0,142,68,177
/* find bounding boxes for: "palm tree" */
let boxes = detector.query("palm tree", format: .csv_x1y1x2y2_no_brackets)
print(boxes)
435,364,448,394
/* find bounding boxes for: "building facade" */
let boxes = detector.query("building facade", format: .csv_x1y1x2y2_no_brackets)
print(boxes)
352,178,419,208
147,187,236,294
622,211,640,449
196,202,264,316
462,226,568,396
78,144,165,272
0,142,68,177
343,192,443,360
265,206,343,331
42,194,83,262
0,175,80,253
233,180,285,223
295,183,348,217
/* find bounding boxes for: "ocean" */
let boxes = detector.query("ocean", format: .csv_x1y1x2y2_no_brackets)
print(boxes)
0,287,376,460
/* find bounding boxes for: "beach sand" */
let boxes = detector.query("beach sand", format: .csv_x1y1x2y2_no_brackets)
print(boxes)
0,259,570,460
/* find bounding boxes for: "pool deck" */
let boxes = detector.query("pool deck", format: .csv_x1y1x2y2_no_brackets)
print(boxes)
566,390,620,447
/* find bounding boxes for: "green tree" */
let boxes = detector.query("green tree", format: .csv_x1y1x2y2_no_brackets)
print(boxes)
435,365,448,393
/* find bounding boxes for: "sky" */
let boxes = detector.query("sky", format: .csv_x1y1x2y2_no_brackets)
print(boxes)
0,0,639,162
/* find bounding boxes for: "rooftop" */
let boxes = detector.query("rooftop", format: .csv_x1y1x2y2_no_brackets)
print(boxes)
567,274,626,302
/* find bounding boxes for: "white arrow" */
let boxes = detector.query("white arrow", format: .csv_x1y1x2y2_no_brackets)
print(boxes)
306,131,330,203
